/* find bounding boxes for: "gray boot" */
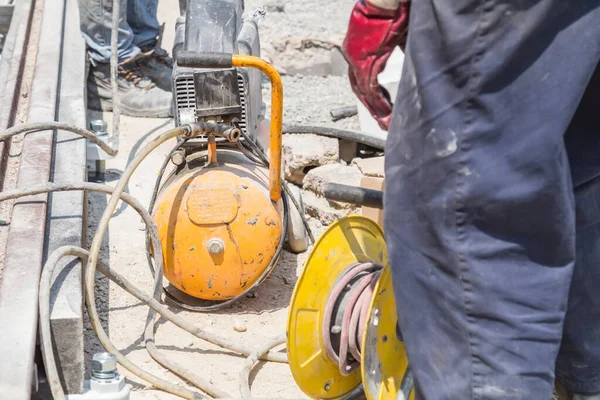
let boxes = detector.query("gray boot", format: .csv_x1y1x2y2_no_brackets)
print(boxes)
87,61,173,118
135,47,173,92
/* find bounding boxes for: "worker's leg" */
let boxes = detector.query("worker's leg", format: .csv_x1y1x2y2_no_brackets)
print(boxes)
77,0,140,64
556,64,600,397
383,1,600,399
126,0,160,51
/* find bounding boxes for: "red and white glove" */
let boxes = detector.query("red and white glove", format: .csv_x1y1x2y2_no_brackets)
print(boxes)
342,0,410,130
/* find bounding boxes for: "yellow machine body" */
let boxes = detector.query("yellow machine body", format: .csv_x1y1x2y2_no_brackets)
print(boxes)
153,150,283,300
362,267,414,400
287,216,387,399
287,216,413,400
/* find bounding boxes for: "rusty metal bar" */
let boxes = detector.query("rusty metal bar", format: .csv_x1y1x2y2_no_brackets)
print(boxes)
0,0,67,396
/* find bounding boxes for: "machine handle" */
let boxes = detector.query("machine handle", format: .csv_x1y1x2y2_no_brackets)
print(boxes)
177,51,283,203
177,51,234,68
323,183,384,209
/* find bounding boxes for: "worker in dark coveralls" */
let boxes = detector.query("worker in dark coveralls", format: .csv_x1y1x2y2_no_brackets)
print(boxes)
343,0,600,398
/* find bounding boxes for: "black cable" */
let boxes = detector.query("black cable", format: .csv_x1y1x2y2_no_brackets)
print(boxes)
145,139,186,275
282,124,385,150
238,130,316,243
237,140,265,165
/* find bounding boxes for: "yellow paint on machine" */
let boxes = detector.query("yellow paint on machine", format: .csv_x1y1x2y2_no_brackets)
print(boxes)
362,267,414,400
287,216,388,399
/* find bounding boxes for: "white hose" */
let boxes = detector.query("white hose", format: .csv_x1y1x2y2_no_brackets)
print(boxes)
1,124,293,399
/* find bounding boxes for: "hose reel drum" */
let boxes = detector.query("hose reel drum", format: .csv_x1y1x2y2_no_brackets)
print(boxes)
287,216,414,400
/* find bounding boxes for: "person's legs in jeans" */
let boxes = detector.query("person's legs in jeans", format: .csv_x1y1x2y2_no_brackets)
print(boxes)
127,0,160,51
556,63,600,399
125,0,173,91
77,0,172,117
384,1,600,399
77,0,140,64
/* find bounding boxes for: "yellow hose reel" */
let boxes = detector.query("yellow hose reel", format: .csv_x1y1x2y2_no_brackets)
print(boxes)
287,216,414,400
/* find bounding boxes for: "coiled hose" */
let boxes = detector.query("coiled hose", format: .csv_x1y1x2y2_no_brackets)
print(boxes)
2,122,378,399
322,262,383,376
0,123,288,399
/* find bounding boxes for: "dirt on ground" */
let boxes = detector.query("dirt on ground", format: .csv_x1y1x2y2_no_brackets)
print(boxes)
84,1,359,398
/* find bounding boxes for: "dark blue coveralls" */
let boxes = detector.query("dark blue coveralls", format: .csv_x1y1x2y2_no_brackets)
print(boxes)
384,1,600,398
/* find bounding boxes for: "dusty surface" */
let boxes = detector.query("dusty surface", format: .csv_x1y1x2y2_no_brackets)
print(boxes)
84,0,359,399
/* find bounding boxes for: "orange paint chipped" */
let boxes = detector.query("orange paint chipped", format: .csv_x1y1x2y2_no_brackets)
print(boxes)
153,168,282,300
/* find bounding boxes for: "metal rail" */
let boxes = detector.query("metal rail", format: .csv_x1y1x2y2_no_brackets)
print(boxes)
0,0,87,396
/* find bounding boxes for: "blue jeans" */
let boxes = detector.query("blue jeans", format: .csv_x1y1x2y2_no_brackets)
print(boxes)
77,0,159,64
384,0,600,398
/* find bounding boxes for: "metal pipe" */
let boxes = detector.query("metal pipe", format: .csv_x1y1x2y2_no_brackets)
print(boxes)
323,183,384,209
231,54,283,203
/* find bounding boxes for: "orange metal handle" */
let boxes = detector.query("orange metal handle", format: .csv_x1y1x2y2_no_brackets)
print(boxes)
231,55,283,203
176,51,283,203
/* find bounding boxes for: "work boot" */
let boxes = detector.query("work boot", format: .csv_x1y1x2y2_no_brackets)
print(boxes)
135,47,174,92
87,61,173,118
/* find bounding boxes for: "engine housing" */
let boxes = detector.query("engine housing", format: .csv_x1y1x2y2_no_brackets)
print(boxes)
172,0,263,141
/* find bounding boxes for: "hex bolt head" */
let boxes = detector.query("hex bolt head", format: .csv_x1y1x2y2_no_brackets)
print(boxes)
90,120,108,134
207,238,225,255
171,149,186,166
91,353,117,380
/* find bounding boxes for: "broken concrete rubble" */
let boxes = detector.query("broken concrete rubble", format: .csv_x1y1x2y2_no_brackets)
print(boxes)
352,156,385,177
302,190,357,225
283,133,339,184
297,163,363,223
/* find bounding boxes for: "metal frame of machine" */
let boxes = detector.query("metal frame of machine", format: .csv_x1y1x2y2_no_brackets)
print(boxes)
149,0,309,312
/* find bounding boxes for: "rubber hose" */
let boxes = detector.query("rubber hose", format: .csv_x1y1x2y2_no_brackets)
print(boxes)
42,247,206,400
144,315,232,398
17,180,203,399
0,189,288,362
0,122,117,156
23,181,223,398
4,175,289,397
86,124,204,399
238,334,286,398
145,139,185,275
5,123,294,399
34,183,158,400
238,130,315,243
282,124,385,150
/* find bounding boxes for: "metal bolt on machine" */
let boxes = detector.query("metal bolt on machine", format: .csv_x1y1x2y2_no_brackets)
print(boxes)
87,119,119,177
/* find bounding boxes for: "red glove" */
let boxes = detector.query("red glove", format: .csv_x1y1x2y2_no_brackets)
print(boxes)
342,0,410,130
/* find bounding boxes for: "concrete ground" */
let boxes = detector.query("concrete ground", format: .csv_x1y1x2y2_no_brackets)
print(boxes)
85,0,359,398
